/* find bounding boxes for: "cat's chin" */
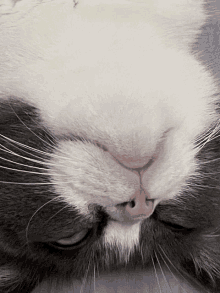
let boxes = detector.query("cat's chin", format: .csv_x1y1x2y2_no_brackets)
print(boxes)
102,220,141,262
32,266,206,293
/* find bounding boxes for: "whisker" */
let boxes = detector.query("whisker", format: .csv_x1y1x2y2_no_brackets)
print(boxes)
0,164,72,177
0,138,53,165
44,206,70,225
199,158,220,165
0,133,52,158
158,245,189,293
0,180,72,185
195,122,220,152
151,254,162,293
140,244,145,266
0,136,73,166
187,183,216,190
203,234,220,238
0,155,50,171
9,101,54,149
94,252,100,279
0,164,49,175
0,144,68,169
93,253,96,293
0,143,50,166
155,251,173,293
80,255,91,293
203,227,220,237
25,196,63,246
22,108,56,146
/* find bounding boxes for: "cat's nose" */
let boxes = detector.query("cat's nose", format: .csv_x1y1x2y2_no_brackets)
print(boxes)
125,189,154,219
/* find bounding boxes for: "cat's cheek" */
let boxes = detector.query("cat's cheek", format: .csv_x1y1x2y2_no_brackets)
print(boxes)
143,130,200,201
48,141,139,214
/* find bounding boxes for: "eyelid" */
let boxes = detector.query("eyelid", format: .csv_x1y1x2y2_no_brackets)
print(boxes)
161,220,195,232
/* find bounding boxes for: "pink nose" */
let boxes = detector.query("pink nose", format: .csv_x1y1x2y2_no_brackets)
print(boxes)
125,189,154,219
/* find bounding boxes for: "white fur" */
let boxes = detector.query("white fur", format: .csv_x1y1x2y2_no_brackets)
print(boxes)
103,220,140,262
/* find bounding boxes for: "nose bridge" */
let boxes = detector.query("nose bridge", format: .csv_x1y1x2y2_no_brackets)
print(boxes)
108,148,155,170
106,132,159,170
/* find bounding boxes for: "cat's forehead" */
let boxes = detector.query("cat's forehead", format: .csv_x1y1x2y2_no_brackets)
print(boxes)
0,0,208,60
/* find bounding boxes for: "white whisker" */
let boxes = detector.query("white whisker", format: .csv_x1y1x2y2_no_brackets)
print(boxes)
203,227,220,238
0,180,71,185
0,164,49,175
0,143,50,166
0,155,49,171
80,256,91,293
151,254,162,293
93,254,96,293
188,183,216,189
195,122,220,152
155,251,173,293
22,108,56,146
0,138,52,163
44,206,69,225
0,164,72,177
203,234,220,238
0,144,68,169
199,158,220,165
0,135,74,165
25,196,63,246
0,133,52,157
158,245,189,293
140,244,145,265
9,102,53,149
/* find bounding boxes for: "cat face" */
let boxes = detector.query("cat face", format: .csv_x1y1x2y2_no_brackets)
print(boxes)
0,1,220,292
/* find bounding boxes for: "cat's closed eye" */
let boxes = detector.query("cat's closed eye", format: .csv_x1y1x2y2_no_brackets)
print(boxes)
160,219,195,233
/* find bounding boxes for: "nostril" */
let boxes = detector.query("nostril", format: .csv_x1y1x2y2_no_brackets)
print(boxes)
125,199,154,219
124,190,155,219
128,200,136,208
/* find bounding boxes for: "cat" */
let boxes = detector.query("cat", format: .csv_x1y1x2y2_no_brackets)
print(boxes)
0,0,220,292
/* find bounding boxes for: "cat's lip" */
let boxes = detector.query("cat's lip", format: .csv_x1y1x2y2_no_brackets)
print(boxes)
110,216,143,225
